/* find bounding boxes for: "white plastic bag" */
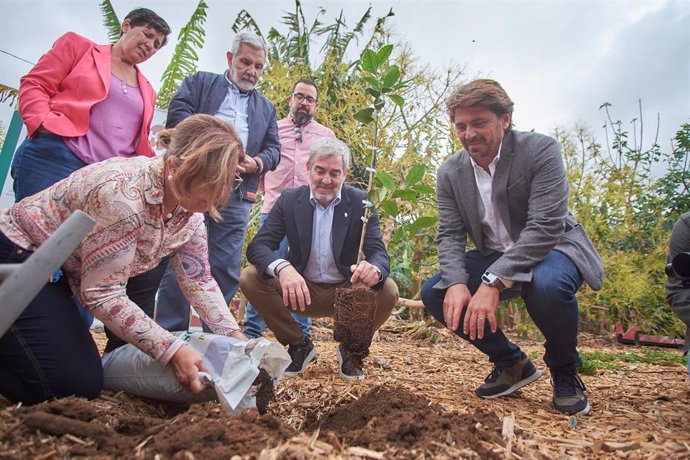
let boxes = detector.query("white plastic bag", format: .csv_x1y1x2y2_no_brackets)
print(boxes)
102,332,291,414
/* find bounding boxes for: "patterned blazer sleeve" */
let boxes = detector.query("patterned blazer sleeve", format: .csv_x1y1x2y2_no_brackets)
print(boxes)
170,219,241,334
77,181,183,365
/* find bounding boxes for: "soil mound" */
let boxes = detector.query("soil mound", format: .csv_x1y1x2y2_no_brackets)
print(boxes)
312,384,505,458
0,394,294,459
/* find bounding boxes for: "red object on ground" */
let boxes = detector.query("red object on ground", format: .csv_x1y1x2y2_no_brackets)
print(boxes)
615,322,684,348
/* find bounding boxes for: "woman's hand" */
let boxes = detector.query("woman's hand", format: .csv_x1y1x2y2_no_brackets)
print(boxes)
230,330,249,341
169,345,208,393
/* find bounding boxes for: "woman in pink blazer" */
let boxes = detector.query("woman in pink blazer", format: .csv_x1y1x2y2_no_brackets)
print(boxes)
11,8,171,328
12,7,171,201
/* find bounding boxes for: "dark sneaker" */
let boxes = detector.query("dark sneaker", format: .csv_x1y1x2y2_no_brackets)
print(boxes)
284,336,317,377
336,345,365,381
551,368,590,415
475,357,542,398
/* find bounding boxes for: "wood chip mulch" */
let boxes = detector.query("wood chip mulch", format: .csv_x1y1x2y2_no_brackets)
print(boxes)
1,319,688,459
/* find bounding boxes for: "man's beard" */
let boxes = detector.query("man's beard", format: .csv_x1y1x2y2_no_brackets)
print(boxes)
291,111,312,126
230,65,256,92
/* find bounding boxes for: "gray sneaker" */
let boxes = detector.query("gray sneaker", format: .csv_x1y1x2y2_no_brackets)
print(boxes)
475,357,542,398
551,368,590,415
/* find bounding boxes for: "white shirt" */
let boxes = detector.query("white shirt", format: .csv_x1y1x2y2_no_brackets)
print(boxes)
267,187,346,283
470,143,514,253
302,191,346,283
215,72,249,149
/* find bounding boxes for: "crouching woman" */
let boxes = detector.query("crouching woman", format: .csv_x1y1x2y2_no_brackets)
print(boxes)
0,114,247,405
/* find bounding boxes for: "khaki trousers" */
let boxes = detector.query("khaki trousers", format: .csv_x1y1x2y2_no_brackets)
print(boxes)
240,265,399,345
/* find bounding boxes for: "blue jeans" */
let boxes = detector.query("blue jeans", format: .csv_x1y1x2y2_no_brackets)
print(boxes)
421,249,583,371
243,213,312,339
0,232,102,404
11,133,88,201
155,190,252,331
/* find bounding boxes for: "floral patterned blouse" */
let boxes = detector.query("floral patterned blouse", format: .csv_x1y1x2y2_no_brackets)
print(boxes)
0,155,240,365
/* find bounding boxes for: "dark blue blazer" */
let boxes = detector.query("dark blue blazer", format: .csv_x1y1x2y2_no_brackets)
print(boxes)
247,185,390,289
166,71,280,201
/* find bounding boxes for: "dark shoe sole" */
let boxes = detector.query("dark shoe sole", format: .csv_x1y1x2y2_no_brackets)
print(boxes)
336,348,365,382
554,400,591,415
477,368,543,399
283,348,317,377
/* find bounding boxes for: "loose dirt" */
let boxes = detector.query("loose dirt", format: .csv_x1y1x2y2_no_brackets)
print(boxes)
1,321,688,459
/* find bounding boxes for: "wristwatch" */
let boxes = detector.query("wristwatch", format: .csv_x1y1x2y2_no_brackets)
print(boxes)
481,271,508,292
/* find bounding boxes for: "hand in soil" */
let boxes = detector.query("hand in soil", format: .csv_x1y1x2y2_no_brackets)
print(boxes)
349,261,381,287
278,265,311,311
169,345,209,393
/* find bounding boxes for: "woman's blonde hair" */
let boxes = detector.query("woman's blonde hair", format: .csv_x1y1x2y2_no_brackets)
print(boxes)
157,114,244,220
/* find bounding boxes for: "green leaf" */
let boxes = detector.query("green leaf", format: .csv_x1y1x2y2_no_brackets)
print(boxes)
381,65,400,88
374,98,385,111
392,226,404,243
157,0,208,109
361,48,379,72
392,190,417,201
388,94,404,107
376,170,397,189
365,88,381,99
377,44,394,63
353,107,374,124
411,184,436,195
378,187,388,203
411,215,438,229
379,199,398,216
364,76,379,88
405,164,426,186
99,0,121,43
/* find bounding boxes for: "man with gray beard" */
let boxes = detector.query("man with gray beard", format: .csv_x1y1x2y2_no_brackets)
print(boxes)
155,31,280,332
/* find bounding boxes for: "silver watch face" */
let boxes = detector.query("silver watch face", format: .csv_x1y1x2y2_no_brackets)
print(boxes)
482,272,497,284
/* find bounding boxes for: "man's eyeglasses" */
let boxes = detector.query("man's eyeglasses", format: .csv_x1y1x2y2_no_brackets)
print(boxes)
292,93,317,105
233,173,243,190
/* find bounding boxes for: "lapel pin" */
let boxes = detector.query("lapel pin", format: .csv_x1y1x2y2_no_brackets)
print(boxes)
344,212,348,217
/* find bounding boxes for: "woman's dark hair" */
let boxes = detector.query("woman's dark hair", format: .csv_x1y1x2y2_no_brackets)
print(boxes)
123,8,171,47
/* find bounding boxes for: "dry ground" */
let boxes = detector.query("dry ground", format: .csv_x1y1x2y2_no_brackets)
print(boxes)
1,319,688,459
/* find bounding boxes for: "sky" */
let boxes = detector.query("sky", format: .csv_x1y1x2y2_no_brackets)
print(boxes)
1,0,688,157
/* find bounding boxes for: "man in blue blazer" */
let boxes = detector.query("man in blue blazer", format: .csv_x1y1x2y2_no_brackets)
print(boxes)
421,79,604,415
240,138,399,381
156,31,280,331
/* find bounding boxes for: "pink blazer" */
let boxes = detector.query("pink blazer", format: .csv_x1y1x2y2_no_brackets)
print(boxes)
19,32,156,157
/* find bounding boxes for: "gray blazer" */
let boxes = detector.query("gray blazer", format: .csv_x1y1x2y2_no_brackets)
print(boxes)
434,130,604,291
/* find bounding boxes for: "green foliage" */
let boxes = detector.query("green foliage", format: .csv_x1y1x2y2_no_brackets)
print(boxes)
579,349,687,375
99,0,121,43
156,1,208,109
557,103,689,337
0,84,18,107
